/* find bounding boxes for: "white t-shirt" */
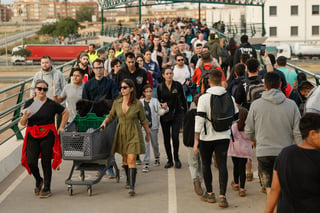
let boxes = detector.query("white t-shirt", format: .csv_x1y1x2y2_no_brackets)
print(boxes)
173,64,191,85
60,83,84,122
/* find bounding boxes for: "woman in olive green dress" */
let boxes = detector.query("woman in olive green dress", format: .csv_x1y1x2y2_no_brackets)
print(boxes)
101,78,150,196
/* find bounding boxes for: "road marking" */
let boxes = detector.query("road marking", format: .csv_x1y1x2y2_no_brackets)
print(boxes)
0,171,27,204
168,168,177,213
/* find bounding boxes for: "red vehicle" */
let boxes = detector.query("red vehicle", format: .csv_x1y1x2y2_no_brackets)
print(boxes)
11,45,89,65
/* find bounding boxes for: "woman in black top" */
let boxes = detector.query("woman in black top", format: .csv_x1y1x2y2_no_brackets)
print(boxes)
157,68,187,169
20,79,69,198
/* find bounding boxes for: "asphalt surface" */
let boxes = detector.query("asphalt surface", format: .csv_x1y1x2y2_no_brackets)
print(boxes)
0,131,266,213
0,29,39,47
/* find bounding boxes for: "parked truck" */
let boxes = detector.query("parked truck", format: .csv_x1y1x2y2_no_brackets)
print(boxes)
276,43,320,59
11,45,89,65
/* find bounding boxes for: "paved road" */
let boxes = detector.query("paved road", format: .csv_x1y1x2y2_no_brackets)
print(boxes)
0,131,266,213
0,29,39,47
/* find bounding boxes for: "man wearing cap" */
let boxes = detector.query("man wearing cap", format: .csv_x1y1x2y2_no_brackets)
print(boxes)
206,33,221,62
70,52,93,80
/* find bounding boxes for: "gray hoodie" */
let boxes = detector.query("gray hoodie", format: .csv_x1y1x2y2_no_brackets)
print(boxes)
305,86,320,114
30,67,66,99
245,89,302,157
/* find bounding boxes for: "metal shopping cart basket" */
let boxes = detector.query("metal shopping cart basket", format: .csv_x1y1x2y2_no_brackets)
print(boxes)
60,114,119,196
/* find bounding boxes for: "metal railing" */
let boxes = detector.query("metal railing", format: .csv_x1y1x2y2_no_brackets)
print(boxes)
0,44,111,145
287,63,320,86
101,25,135,38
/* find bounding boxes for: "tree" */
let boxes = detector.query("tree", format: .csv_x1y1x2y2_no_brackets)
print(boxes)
54,17,80,36
38,17,80,37
76,5,95,22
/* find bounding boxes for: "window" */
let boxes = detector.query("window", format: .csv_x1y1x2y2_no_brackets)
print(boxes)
312,26,319,35
312,5,319,15
291,26,298,36
291,5,298,15
269,27,277,37
269,6,277,16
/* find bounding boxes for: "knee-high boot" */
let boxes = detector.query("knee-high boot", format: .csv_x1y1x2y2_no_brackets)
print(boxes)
123,165,129,189
128,168,137,196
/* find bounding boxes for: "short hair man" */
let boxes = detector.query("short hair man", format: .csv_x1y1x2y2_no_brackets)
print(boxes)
265,113,320,212
233,34,257,66
235,58,262,109
116,52,148,98
53,68,84,123
162,42,179,70
173,53,192,85
82,59,119,101
88,44,98,63
194,69,238,208
245,72,302,195
192,50,226,89
276,56,297,88
31,55,66,99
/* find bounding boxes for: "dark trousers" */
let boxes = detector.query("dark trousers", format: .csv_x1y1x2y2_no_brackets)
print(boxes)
232,157,247,189
199,139,229,195
160,114,182,162
26,131,55,190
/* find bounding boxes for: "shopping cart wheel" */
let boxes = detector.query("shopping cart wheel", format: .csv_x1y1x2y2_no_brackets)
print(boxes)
68,185,73,196
87,186,92,196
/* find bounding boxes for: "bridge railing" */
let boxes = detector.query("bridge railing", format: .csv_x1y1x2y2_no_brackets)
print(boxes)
287,63,320,86
102,25,136,38
0,44,111,145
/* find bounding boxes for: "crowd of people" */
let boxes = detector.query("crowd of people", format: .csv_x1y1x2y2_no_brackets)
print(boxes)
19,17,320,211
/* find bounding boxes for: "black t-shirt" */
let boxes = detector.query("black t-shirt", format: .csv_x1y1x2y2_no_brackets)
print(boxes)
190,54,199,66
24,98,65,126
275,145,320,213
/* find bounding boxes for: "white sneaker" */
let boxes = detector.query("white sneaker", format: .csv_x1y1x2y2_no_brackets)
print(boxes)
153,159,160,167
142,164,150,173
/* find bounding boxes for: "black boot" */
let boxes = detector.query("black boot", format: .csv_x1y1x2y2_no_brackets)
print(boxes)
123,165,129,189
128,168,137,196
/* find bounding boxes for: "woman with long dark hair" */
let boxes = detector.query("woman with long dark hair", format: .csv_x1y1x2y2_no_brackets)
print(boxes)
101,79,150,196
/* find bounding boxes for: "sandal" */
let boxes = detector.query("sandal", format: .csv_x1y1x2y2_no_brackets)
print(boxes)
246,173,253,181
218,196,228,208
239,188,246,197
231,181,239,191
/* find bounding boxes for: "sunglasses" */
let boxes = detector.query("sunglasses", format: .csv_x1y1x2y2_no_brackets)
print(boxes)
120,86,129,90
177,59,184,62
36,87,48,92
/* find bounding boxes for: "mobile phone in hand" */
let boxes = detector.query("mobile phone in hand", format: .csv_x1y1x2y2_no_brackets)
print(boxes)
260,45,266,56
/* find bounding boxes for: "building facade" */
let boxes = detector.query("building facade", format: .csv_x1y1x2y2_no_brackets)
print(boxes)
0,4,13,22
12,0,98,21
206,0,320,45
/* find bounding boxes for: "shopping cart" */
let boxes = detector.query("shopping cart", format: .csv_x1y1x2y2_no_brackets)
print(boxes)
60,115,119,196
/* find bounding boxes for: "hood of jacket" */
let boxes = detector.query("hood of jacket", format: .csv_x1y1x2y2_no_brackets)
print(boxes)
206,86,227,96
261,88,286,105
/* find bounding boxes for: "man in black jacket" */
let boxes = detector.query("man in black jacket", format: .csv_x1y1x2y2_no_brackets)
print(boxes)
116,52,148,99
233,35,257,66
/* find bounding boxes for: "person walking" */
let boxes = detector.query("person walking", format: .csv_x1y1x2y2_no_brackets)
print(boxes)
228,107,252,197
194,69,238,208
140,84,167,172
100,79,150,196
158,68,187,169
20,79,69,198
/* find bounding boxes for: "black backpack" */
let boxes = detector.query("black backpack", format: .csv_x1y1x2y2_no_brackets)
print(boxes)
199,66,217,94
198,93,235,132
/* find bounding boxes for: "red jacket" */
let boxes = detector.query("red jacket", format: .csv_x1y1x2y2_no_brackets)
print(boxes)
21,124,62,174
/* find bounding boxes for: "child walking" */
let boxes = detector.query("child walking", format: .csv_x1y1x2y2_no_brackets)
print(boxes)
228,107,252,197
140,84,168,172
